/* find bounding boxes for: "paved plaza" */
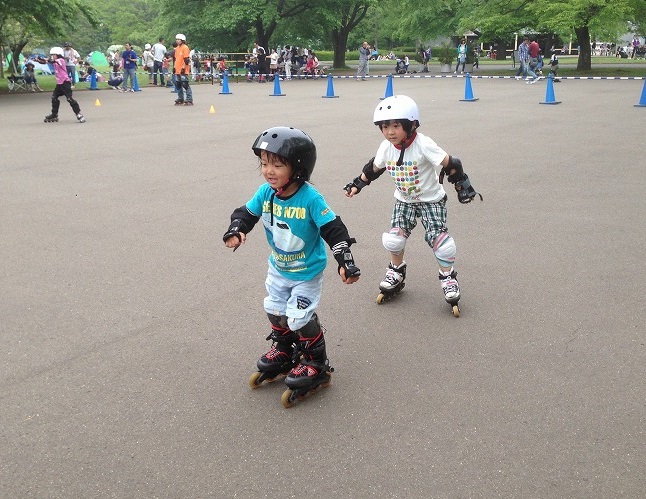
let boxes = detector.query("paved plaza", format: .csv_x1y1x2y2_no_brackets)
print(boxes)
1,75,645,498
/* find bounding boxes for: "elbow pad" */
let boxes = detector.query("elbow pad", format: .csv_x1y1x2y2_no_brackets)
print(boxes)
439,156,465,184
362,157,386,182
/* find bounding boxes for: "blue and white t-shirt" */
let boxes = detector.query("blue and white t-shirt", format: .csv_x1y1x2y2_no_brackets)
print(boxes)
246,183,336,280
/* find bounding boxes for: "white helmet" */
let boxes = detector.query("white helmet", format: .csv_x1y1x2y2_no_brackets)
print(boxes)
50,46,65,57
175,33,186,41
373,95,420,125
144,43,151,50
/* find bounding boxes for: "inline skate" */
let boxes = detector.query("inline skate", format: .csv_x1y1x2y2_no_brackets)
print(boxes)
439,269,461,317
376,262,407,304
44,114,58,123
281,316,333,408
249,324,298,389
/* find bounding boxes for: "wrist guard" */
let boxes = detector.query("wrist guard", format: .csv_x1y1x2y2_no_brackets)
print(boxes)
439,156,482,203
344,157,385,194
344,175,370,194
454,174,483,203
223,218,244,244
332,240,361,278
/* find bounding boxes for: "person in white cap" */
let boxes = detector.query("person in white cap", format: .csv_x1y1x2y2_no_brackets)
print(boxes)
173,33,193,105
142,43,155,84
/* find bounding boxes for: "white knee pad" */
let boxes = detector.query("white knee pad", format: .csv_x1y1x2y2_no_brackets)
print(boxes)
432,232,456,267
382,228,407,254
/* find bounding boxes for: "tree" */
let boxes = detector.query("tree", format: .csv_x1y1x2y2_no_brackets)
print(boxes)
397,0,461,42
0,0,97,76
457,0,534,60
530,0,636,69
159,0,316,52
321,0,373,68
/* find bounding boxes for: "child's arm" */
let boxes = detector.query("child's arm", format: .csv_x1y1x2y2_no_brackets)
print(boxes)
223,205,260,251
343,157,386,197
320,217,360,284
438,155,483,203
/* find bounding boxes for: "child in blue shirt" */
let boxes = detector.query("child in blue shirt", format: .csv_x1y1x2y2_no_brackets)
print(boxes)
223,127,360,406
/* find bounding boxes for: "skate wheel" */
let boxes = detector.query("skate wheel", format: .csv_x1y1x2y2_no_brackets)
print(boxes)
376,293,385,304
249,371,263,389
281,389,295,408
452,304,460,318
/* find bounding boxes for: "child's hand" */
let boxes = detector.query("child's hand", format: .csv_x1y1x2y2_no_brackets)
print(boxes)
224,232,246,251
339,266,360,284
343,185,359,198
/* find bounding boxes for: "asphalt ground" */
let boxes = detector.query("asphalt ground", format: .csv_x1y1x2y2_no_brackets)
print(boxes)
1,75,645,498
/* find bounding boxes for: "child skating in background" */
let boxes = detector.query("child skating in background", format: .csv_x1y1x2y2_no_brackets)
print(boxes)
344,95,481,315
548,49,560,81
38,47,85,123
223,126,360,407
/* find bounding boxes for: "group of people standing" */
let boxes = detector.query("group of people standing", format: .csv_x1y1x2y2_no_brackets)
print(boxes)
244,43,322,81
108,35,193,105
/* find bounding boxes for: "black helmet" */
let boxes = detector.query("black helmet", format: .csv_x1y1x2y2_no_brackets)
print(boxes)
252,127,316,181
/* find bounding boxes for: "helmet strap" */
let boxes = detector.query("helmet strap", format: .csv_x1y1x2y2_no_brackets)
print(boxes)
395,131,417,166
269,178,295,226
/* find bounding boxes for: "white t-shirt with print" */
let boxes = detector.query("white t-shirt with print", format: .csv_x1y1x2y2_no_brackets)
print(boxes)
374,132,447,203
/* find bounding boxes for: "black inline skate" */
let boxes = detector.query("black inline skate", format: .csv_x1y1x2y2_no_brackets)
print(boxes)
44,114,58,123
376,262,407,304
174,99,185,106
249,321,298,389
281,316,333,408
439,268,461,317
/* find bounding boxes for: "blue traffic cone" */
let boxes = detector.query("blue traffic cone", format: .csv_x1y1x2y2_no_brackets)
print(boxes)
381,74,394,100
634,79,646,107
460,73,478,102
89,70,98,90
540,74,561,105
219,71,232,95
133,73,141,92
270,75,285,96
322,73,339,98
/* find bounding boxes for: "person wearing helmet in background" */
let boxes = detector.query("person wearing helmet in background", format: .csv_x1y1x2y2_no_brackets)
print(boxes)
343,95,482,315
173,33,193,105
142,43,155,84
223,127,361,407
38,47,85,123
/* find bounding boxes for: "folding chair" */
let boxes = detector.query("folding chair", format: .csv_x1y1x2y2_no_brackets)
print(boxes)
8,75,27,92
7,59,27,92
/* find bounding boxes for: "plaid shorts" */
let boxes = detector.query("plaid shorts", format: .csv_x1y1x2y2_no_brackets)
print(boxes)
391,197,448,246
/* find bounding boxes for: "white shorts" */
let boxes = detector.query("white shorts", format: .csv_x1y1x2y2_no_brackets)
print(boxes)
263,265,324,331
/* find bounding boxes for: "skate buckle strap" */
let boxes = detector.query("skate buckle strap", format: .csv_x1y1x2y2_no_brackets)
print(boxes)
290,362,320,378
383,270,400,286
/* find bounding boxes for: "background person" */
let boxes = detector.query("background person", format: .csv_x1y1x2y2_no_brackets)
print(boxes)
151,37,167,86
357,41,370,81
173,34,193,105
